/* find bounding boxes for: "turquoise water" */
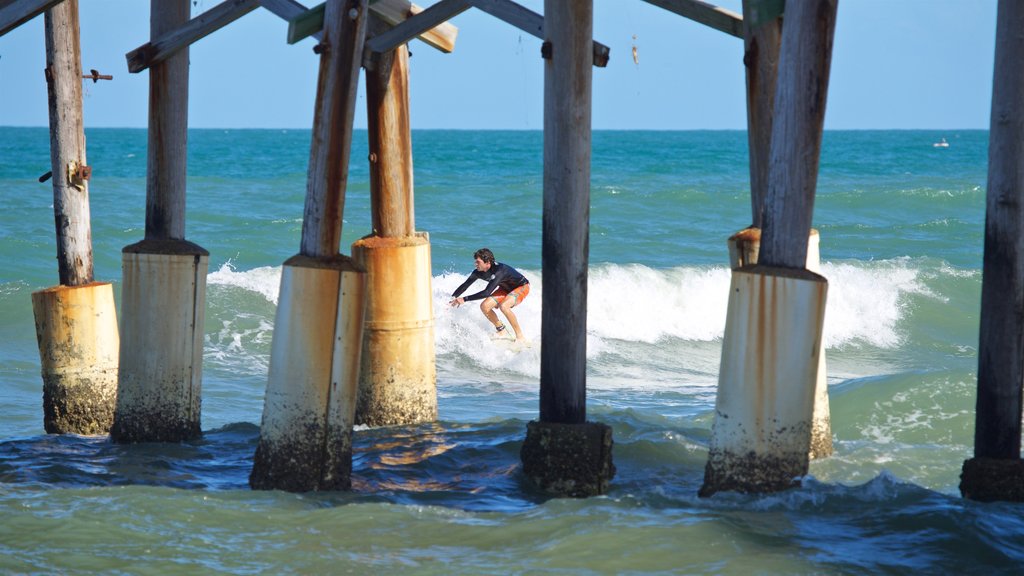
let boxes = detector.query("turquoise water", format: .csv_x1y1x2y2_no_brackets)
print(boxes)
2,127,1022,574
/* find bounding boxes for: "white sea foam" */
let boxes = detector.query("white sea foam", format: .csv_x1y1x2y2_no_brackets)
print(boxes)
201,259,942,379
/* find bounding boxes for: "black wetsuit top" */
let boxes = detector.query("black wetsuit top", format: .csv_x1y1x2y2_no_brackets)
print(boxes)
452,262,529,302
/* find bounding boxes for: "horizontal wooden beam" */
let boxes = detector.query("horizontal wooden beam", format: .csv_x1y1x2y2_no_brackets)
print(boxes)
126,0,260,73
640,0,743,39
373,0,458,53
361,0,470,55
0,0,62,37
259,0,322,41
470,0,609,67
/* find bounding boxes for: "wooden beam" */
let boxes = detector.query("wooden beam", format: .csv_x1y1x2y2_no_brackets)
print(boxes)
126,0,260,73
973,0,1024,461
300,0,369,257
287,0,457,50
470,0,609,67
540,0,593,424
145,0,191,240
362,0,470,54
742,0,782,227
0,0,62,37
45,0,94,286
372,0,457,53
259,0,322,41
758,0,837,269
640,0,743,39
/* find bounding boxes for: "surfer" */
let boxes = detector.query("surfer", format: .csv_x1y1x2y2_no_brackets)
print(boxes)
449,248,530,343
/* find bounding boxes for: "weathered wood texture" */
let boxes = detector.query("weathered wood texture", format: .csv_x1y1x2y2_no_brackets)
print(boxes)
974,0,1024,460
640,0,743,38
300,0,369,257
0,0,62,37
758,0,837,269
260,0,323,41
372,0,457,53
44,0,93,286
364,0,470,55
741,0,781,228
145,0,190,241
471,0,609,67
126,0,260,73
366,15,414,237
540,0,592,424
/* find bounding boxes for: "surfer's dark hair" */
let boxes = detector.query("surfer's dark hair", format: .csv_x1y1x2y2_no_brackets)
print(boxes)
474,248,495,264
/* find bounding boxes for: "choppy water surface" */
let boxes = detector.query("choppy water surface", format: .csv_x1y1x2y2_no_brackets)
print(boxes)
3,128,1021,574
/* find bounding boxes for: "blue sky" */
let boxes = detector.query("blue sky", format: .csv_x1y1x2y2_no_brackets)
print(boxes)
0,0,998,130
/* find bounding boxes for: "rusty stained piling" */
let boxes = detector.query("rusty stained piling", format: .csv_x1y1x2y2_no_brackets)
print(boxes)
251,0,369,492
30,0,119,435
112,0,209,443
702,0,838,496
351,14,437,428
727,227,833,460
960,0,1024,503
520,0,614,498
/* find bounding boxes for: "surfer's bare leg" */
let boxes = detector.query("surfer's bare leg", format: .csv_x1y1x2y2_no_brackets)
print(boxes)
498,300,525,341
479,298,505,330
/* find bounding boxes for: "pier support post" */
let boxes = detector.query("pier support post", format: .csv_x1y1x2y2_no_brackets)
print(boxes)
250,257,365,490
352,235,436,426
30,0,119,435
960,0,1024,502
702,0,836,496
251,0,369,491
728,228,833,459
112,0,207,443
521,0,614,498
351,15,437,428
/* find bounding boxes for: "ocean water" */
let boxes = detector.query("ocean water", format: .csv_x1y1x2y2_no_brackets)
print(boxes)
2,127,1023,574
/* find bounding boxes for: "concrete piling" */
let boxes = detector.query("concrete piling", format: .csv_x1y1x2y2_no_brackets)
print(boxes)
351,234,436,427
250,256,366,491
700,265,828,496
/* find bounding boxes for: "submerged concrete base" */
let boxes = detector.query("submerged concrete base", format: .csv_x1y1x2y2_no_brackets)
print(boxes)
351,234,437,427
960,457,1024,502
700,265,827,497
31,282,119,435
112,241,208,443
728,227,833,460
520,420,615,497
250,255,366,492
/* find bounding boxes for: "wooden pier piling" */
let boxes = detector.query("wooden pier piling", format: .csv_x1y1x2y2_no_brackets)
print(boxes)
111,0,209,443
351,14,437,428
30,0,119,435
702,0,837,496
520,0,614,498
251,0,369,492
960,0,1024,503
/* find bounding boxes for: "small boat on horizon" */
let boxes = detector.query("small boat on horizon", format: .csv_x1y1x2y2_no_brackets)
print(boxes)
933,137,950,148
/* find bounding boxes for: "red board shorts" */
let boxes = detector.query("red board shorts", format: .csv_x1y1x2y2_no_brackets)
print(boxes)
488,283,530,307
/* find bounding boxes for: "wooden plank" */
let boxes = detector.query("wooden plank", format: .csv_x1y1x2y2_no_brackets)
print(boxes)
300,0,369,257
974,0,1024,461
470,0,609,67
372,0,457,53
286,0,325,43
539,0,592,424
363,0,470,54
288,0,456,51
259,0,322,41
640,0,743,39
127,0,260,73
758,0,837,269
0,0,62,37
741,0,781,227
366,14,414,237
44,0,93,285
145,0,191,240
